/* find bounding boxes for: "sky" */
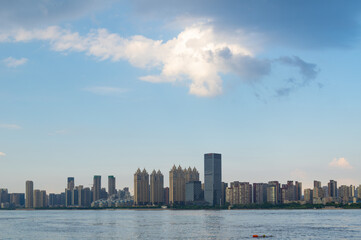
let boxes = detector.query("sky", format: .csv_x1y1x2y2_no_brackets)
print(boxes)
1,0,361,194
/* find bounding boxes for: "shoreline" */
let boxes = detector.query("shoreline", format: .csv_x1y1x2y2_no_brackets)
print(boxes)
2,207,361,211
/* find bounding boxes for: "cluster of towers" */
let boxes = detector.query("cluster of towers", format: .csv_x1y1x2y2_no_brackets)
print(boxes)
134,166,200,205
134,153,222,206
22,175,126,208
225,180,303,205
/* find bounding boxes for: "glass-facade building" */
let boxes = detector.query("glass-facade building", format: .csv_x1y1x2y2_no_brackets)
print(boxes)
204,153,222,206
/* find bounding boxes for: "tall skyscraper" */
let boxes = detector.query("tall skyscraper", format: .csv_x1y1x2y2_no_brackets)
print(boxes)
93,175,101,202
67,177,75,190
169,165,200,205
150,170,164,205
185,167,199,182
328,180,337,199
134,168,150,205
108,176,116,196
169,165,186,205
25,180,33,208
204,153,222,206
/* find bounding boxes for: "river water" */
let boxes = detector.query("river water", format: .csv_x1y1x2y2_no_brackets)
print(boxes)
0,209,360,239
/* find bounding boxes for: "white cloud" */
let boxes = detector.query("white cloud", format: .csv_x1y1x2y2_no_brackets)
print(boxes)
0,123,21,129
3,57,28,67
329,157,353,169
1,24,317,97
84,86,129,95
0,152,5,157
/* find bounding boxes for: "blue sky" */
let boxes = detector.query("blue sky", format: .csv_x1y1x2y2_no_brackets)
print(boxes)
1,0,361,193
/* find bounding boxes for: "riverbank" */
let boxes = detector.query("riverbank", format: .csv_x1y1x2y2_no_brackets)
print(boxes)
2,202,361,210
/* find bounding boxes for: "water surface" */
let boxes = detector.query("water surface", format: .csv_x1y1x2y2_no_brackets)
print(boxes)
0,209,360,239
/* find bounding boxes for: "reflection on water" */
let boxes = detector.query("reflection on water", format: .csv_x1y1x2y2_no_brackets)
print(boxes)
0,209,361,239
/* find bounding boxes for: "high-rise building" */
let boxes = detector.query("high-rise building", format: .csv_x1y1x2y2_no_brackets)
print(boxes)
93,175,101,202
100,188,108,199
295,181,302,201
185,167,199,182
267,181,280,204
221,182,228,205
168,165,200,205
253,183,268,204
25,180,33,208
185,181,203,203
83,187,91,207
314,181,321,188
304,189,313,203
67,177,75,190
313,180,324,200
338,185,351,203
163,187,169,205
33,190,42,208
9,193,25,207
150,170,164,205
169,165,186,205
328,180,337,199
76,185,84,207
134,168,150,205
0,189,8,204
350,185,355,198
322,186,329,198
357,185,361,200
65,189,72,207
108,176,116,196
226,181,252,205
40,190,47,208
49,193,64,207
283,181,297,202
204,153,222,206
72,188,79,206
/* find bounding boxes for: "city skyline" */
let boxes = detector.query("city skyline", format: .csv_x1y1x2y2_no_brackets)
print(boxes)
1,1,361,193
0,153,360,194
1,151,361,209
